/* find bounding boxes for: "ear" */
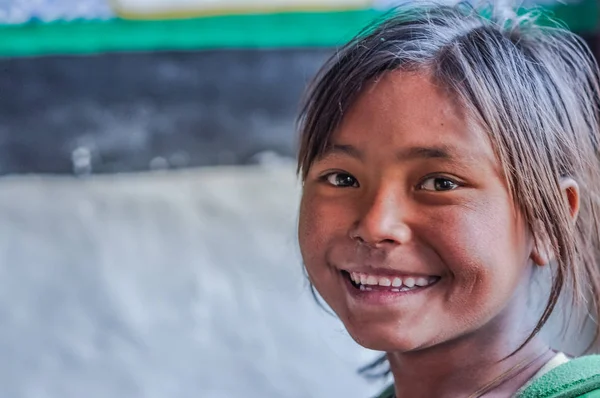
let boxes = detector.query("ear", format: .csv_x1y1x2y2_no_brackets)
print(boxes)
560,177,580,221
530,178,580,266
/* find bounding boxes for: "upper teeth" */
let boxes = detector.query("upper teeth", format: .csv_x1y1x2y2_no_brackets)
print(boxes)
350,272,435,288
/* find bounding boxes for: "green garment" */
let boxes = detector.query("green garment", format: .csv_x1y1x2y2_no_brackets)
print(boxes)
375,355,600,398
517,355,600,398
375,385,394,398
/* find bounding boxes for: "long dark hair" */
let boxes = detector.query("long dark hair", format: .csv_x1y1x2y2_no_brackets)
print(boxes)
298,1,600,375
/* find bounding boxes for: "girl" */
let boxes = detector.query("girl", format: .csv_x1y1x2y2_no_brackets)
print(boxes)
296,2,600,397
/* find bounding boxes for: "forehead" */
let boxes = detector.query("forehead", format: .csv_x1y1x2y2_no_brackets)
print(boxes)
331,71,496,163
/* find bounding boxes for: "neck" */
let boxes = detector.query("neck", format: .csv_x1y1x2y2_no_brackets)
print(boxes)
388,327,552,398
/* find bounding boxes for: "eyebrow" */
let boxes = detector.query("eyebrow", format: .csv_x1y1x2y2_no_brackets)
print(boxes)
321,143,456,162
396,146,454,161
321,144,363,160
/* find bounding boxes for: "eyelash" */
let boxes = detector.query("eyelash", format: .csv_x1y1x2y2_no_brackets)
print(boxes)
418,175,461,191
320,172,359,188
319,172,462,191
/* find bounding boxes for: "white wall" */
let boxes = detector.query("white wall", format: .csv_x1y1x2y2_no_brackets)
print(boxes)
0,166,386,398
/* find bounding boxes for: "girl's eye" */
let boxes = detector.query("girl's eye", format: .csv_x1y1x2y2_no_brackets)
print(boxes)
419,177,459,192
324,172,359,188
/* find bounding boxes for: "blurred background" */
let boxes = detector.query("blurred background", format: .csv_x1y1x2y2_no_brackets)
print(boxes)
0,1,597,397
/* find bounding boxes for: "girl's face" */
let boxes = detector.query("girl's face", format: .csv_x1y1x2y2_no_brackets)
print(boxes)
298,71,536,352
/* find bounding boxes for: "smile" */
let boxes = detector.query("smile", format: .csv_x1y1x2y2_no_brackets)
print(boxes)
341,270,441,293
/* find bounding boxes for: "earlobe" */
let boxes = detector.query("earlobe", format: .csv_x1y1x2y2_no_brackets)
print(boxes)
529,220,552,266
531,243,550,266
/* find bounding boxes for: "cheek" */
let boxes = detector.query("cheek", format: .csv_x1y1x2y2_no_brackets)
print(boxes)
423,201,530,319
297,193,343,311
298,193,334,270
298,191,355,296
298,190,352,252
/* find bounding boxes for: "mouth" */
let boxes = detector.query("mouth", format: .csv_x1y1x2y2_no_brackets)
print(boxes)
340,270,441,296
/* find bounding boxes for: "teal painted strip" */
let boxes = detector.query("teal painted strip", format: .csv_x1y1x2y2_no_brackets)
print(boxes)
0,4,595,58
0,10,379,57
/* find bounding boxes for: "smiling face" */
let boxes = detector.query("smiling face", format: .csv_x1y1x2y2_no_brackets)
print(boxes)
298,71,537,352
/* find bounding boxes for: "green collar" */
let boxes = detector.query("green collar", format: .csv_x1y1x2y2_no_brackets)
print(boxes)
517,355,600,398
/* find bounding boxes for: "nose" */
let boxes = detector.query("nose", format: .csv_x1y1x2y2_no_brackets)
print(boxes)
349,187,412,248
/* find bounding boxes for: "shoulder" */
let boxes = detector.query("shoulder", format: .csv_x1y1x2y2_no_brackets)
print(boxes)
374,356,600,398
518,355,600,398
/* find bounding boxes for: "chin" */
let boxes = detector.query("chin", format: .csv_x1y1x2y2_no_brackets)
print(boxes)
344,323,426,353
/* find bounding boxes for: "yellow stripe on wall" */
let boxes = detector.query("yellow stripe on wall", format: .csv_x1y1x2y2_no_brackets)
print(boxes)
111,0,372,20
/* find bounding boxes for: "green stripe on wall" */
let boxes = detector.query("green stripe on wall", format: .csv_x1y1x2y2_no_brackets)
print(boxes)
0,11,379,57
0,2,596,58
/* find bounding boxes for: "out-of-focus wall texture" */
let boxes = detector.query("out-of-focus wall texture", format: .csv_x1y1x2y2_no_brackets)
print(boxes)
0,1,598,397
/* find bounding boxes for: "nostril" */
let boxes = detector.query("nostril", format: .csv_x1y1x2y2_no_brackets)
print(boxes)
353,235,397,247
349,220,411,247
350,233,366,243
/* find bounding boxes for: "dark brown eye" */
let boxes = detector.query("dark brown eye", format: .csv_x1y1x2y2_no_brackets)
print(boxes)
420,177,458,191
325,173,359,187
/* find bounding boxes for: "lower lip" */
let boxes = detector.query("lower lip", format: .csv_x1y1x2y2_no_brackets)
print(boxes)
341,272,440,305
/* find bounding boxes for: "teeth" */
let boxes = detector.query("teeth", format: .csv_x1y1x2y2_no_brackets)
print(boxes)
378,277,391,287
415,277,429,287
348,271,439,290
